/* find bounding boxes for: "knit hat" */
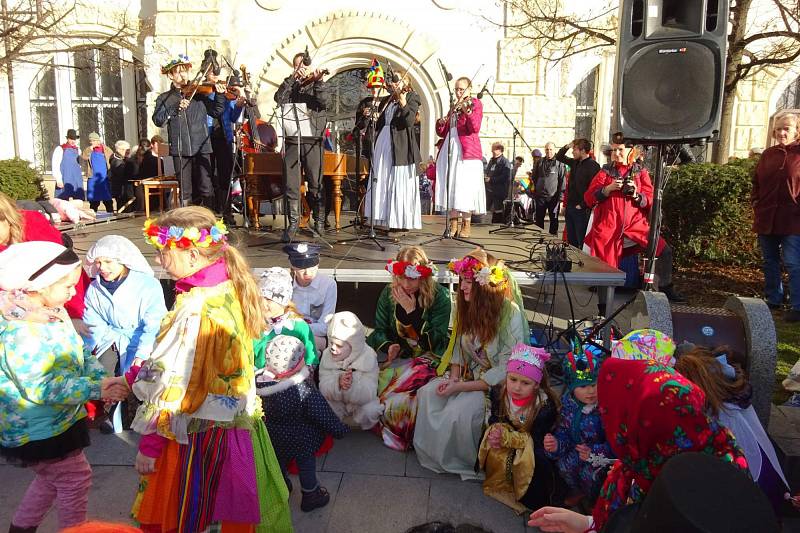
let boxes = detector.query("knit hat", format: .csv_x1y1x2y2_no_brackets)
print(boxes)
85,235,154,277
258,267,293,306
611,329,677,367
507,343,550,384
88,132,101,142
0,241,81,291
262,335,305,378
532,149,543,157
563,343,604,392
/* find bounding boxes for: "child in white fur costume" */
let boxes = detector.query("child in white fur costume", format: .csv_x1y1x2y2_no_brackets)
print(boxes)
319,312,383,430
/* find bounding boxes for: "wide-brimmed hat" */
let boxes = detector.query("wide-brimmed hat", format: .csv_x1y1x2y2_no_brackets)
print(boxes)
66,129,79,140
161,54,192,74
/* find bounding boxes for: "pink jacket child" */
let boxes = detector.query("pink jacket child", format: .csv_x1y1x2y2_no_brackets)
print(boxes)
435,97,483,160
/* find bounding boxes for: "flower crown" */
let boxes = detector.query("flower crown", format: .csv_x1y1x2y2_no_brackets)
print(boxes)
386,259,437,279
161,54,191,74
143,219,228,249
448,256,508,287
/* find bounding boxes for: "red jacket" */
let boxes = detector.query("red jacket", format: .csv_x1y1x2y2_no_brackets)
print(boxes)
751,142,800,235
435,97,483,160
583,164,665,267
0,210,88,318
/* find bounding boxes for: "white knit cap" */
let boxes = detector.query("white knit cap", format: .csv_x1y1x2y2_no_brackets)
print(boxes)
263,334,305,377
258,267,293,306
85,235,154,277
0,241,81,291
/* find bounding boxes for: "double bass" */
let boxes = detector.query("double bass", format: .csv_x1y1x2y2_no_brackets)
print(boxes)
239,65,277,153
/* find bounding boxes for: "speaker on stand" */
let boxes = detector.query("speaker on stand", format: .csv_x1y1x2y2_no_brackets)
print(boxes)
611,0,729,290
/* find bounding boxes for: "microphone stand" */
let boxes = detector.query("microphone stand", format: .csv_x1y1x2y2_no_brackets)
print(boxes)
482,88,537,235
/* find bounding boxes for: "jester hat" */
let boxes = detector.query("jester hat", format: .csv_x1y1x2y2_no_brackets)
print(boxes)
562,342,604,392
366,58,385,89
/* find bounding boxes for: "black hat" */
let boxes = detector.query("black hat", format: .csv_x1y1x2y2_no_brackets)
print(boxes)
605,452,779,533
283,242,321,269
66,129,79,140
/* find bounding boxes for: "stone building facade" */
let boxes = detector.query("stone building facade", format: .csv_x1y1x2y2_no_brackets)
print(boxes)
0,0,798,177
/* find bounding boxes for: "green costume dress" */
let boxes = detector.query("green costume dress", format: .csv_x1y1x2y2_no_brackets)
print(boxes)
366,283,451,450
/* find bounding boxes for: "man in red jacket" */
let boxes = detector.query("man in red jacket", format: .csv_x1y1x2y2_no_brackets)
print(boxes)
583,143,685,302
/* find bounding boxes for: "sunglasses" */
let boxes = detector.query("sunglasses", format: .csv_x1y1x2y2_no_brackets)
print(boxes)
28,248,80,282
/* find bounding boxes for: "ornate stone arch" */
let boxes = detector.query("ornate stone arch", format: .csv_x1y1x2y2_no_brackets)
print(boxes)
253,10,451,154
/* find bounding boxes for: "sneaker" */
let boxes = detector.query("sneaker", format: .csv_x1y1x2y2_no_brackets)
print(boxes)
785,309,800,323
300,486,330,512
661,284,688,303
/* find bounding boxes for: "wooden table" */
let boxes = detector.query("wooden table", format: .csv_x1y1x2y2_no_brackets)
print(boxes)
242,152,368,230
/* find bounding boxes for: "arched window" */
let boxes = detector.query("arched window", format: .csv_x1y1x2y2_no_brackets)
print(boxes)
29,62,59,171
72,48,125,149
573,66,598,141
777,74,800,111
323,68,370,153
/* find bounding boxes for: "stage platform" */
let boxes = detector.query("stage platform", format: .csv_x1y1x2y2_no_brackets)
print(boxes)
64,213,624,288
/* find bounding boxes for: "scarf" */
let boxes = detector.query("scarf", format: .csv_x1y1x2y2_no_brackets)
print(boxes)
593,358,748,530
175,258,229,294
0,289,68,324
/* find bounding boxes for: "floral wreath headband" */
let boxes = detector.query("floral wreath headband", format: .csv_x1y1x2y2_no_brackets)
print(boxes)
143,219,228,249
385,259,437,279
447,256,508,287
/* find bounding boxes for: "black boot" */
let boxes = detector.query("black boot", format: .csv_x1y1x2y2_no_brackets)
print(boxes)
281,200,300,243
9,524,38,533
310,194,323,234
300,486,330,512
661,284,687,303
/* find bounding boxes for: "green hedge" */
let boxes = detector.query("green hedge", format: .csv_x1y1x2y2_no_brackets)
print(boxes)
0,158,47,200
661,157,759,267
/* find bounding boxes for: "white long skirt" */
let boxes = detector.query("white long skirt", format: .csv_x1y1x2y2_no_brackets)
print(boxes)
435,126,486,214
364,104,422,230
412,377,486,480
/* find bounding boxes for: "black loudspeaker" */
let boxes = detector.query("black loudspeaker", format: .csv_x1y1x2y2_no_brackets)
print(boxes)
612,0,729,142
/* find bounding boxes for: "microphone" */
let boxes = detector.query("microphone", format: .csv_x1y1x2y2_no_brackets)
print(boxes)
302,46,312,67
438,59,453,82
476,77,493,99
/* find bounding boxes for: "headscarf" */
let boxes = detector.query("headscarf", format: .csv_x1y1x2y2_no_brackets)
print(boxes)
0,241,80,291
593,358,748,530
610,328,676,367
85,235,154,278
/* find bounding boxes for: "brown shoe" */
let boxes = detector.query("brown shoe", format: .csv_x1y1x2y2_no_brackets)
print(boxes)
448,218,460,237
460,217,472,237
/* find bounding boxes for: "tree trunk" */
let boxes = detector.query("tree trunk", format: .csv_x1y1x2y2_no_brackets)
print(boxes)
714,89,737,163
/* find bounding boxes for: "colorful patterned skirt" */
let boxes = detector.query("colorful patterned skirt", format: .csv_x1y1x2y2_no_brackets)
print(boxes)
132,422,292,533
373,357,437,451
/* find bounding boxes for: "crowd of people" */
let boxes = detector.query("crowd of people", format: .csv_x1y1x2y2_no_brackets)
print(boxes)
0,194,796,531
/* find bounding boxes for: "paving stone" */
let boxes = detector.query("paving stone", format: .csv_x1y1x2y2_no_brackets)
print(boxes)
427,477,527,533
326,473,429,533
322,430,406,476
405,450,459,480
771,406,800,439
84,429,139,466
289,471,343,533
0,464,140,530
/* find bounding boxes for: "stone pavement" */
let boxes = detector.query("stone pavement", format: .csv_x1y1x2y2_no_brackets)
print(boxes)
0,429,539,533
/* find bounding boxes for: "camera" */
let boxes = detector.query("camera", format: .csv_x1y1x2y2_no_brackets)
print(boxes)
621,176,636,197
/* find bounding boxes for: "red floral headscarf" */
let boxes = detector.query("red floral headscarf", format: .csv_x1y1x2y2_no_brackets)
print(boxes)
593,358,748,530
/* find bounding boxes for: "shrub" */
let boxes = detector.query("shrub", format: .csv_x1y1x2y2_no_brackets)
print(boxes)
0,158,47,200
661,157,759,268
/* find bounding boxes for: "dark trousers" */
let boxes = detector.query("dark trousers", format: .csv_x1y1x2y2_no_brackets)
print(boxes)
565,204,591,247
284,139,323,208
114,183,137,212
173,154,214,206
89,200,114,213
281,454,319,492
534,195,561,235
487,181,509,212
211,134,234,214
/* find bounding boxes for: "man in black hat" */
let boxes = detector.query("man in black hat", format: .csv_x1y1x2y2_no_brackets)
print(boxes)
284,242,337,352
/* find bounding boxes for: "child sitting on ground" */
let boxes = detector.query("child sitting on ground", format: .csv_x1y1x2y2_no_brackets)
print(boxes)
319,311,383,429
256,335,349,512
478,343,565,513
0,241,129,532
543,345,613,504
254,266,318,371
83,235,167,433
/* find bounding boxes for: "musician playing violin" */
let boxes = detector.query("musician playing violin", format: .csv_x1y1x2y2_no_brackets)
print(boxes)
152,55,226,208
274,52,330,241
433,76,485,238
364,72,423,231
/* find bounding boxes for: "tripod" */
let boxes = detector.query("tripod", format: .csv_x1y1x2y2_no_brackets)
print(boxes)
335,95,397,251
482,89,537,235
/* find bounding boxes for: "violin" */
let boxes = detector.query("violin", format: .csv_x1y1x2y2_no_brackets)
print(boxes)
294,66,329,85
179,81,240,100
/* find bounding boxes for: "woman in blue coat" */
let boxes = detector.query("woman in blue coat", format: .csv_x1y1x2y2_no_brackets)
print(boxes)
82,132,114,213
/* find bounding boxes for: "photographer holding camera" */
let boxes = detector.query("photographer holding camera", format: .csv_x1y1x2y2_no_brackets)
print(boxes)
583,142,686,302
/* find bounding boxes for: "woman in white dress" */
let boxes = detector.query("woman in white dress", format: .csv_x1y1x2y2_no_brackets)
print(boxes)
413,248,528,480
434,77,485,237
364,75,422,231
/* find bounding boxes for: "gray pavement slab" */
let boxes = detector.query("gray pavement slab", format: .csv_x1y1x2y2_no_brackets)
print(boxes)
427,477,527,533
325,473,429,533
404,450,458,480
322,430,406,476
288,471,343,533
83,430,138,466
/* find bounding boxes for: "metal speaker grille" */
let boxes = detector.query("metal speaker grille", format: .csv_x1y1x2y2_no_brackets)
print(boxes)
621,41,717,137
